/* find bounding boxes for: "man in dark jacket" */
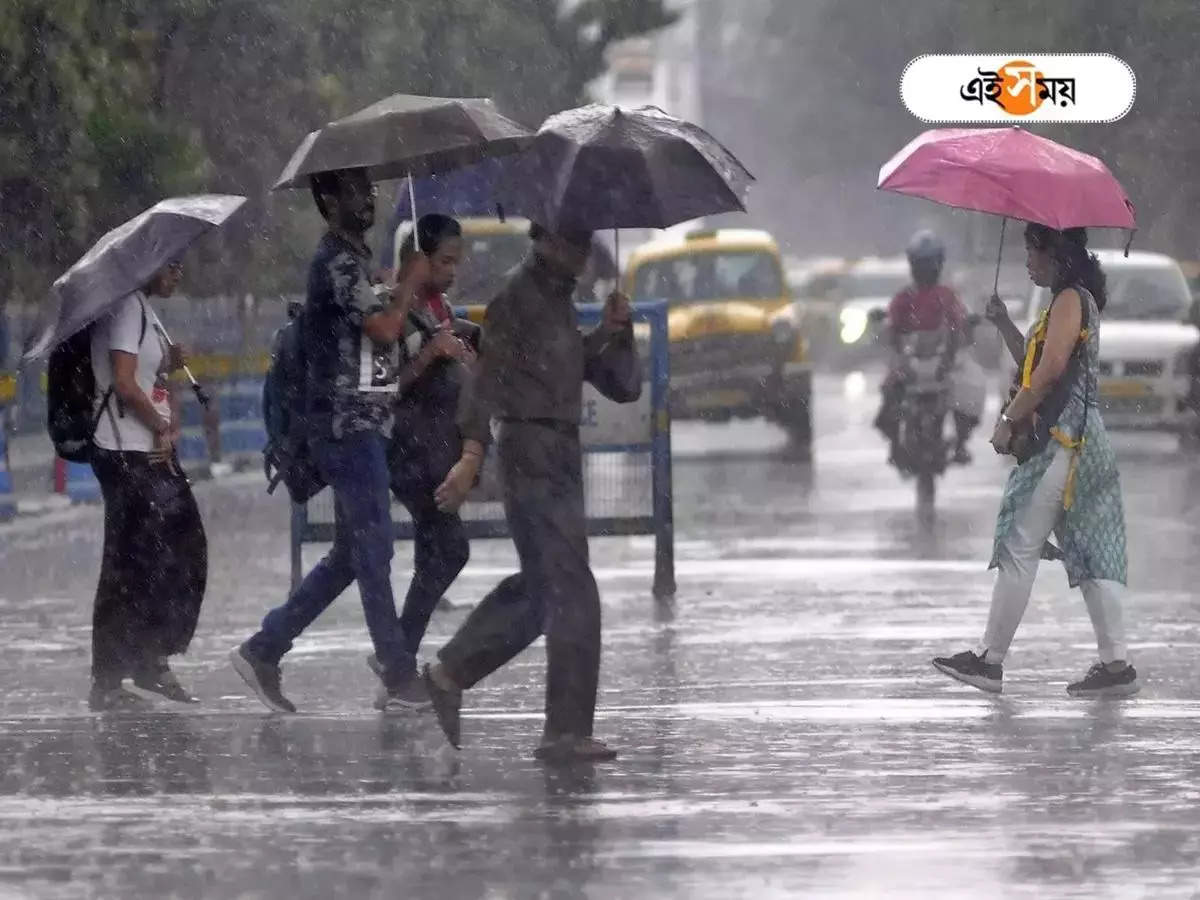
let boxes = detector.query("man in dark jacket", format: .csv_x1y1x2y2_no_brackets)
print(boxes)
422,222,641,763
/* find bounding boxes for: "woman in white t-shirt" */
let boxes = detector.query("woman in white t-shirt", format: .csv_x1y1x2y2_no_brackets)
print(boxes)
87,259,208,712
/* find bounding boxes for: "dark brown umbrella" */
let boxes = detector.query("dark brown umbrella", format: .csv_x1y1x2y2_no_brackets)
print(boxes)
500,104,754,233
272,93,533,190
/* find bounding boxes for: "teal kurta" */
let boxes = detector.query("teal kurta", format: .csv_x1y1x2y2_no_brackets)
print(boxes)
990,287,1128,587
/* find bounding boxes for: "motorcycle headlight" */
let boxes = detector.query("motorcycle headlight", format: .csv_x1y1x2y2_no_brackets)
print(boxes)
839,307,868,345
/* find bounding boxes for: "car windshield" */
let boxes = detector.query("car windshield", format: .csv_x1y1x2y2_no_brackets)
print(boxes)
447,232,530,304
1033,263,1192,321
632,251,783,302
841,271,909,299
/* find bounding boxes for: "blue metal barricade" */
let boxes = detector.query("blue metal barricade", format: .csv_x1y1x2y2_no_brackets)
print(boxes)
291,299,675,598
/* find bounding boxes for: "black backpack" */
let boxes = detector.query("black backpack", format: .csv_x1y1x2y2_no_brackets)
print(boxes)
47,304,145,462
262,303,325,503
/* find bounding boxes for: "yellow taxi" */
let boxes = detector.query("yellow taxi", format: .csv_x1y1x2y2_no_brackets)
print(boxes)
623,228,812,454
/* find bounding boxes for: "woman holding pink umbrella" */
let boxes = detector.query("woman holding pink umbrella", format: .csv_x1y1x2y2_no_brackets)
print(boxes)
877,127,1139,697
933,223,1137,697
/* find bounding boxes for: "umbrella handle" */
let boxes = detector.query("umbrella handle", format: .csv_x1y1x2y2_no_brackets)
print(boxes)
187,369,211,409
614,228,620,284
408,171,420,253
993,216,1007,297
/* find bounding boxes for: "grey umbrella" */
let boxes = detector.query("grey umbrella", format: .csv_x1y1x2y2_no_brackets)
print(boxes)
500,104,754,234
272,93,533,190
22,194,246,404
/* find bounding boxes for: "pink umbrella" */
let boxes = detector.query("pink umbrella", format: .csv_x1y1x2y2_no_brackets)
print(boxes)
878,127,1136,289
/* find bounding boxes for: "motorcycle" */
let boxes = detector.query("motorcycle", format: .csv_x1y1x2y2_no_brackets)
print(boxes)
894,329,952,506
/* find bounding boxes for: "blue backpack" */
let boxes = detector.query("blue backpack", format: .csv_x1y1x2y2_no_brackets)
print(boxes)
262,303,324,503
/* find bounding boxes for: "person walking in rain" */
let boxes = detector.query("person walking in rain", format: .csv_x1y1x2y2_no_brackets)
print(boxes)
933,224,1139,697
232,167,430,713
372,214,477,702
88,259,207,711
420,222,641,763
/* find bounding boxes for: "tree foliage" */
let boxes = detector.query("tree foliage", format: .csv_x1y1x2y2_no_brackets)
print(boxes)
0,0,674,306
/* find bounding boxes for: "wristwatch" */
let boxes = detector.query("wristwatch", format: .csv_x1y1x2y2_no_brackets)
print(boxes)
1000,413,1015,426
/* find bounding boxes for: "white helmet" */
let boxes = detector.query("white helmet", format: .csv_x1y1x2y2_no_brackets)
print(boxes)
906,230,945,265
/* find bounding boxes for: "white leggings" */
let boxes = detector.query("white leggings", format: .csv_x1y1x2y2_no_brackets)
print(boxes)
979,448,1128,665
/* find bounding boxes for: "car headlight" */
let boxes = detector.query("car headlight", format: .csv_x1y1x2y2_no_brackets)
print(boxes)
839,307,868,344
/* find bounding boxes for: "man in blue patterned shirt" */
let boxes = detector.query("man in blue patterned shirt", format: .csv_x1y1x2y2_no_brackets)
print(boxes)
233,167,432,713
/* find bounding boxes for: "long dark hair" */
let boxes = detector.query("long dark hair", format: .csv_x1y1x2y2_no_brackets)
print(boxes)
1024,223,1108,311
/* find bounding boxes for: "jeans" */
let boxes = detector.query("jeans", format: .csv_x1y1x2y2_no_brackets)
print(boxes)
391,478,470,657
247,431,412,686
980,448,1128,664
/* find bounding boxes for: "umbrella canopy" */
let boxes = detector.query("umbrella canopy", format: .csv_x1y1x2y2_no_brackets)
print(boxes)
272,94,533,190
877,127,1136,230
389,158,510,220
23,194,246,363
500,104,754,233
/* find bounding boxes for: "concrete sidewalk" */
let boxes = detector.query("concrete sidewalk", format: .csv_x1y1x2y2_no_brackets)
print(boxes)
2,381,1199,897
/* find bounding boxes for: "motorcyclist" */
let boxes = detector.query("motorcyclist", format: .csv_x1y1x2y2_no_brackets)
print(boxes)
874,230,972,466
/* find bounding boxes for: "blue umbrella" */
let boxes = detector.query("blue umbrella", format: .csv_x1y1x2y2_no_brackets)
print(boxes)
378,158,513,269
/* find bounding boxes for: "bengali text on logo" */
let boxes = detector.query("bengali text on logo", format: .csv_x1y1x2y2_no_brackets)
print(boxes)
901,54,1135,123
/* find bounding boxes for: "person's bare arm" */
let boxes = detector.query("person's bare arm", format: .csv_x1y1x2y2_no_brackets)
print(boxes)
986,293,1028,368
396,332,475,394
363,258,430,345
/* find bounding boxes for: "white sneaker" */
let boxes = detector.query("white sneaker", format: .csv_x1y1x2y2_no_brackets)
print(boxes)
209,461,234,479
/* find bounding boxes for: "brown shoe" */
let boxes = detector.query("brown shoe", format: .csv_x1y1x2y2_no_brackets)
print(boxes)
533,735,619,764
423,663,462,749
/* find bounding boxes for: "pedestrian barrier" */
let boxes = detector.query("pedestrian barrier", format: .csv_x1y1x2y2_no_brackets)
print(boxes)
292,299,676,598
0,374,14,520
172,352,271,475
59,458,102,504
0,421,15,523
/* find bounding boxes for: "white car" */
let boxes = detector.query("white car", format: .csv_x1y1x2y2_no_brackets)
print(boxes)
830,256,912,363
1022,250,1200,437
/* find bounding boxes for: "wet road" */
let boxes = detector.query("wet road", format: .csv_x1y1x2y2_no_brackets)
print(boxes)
3,373,1200,898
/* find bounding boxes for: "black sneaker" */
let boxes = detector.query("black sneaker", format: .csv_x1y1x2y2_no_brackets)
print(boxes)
534,735,619,764
1067,662,1141,698
423,663,462,749
88,685,152,713
932,649,1003,694
367,654,431,712
132,661,198,704
230,643,296,713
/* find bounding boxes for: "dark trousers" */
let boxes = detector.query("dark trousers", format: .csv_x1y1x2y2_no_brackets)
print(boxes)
391,480,470,657
247,431,412,686
438,422,602,739
91,449,207,687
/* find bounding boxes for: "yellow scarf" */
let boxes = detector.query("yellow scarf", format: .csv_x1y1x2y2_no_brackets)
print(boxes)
1021,309,1090,510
